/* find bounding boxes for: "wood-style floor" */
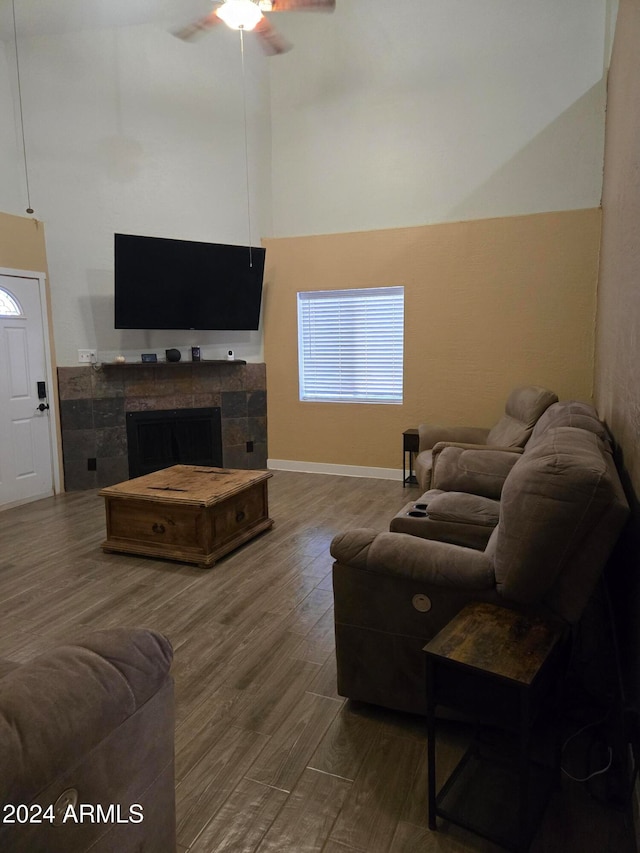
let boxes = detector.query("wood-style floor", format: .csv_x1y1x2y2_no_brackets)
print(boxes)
0,470,635,852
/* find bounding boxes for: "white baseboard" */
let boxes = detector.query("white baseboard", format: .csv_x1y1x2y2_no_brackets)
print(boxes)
268,459,403,481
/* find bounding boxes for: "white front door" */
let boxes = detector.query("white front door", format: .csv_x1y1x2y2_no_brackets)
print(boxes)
0,273,54,507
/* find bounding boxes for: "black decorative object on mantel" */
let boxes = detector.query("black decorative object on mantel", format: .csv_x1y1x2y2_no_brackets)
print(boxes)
166,348,181,363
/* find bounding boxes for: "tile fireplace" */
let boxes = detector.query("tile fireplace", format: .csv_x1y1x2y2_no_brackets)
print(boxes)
57,361,267,491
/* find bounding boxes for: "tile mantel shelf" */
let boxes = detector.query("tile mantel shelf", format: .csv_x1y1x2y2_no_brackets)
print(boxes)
101,359,247,367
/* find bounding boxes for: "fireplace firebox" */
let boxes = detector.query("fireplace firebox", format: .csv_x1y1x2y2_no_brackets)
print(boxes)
126,407,222,479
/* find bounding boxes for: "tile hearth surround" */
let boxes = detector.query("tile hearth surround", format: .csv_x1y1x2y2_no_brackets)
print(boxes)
57,362,267,491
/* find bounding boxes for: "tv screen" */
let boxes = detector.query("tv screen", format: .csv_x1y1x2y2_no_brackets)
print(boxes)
114,233,265,330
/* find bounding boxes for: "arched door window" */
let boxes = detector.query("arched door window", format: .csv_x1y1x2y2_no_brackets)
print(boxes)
0,287,23,317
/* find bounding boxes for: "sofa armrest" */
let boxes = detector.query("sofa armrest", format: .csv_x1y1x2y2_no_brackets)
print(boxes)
418,423,490,453
331,531,498,715
427,492,500,528
431,444,522,499
0,628,173,807
331,529,494,589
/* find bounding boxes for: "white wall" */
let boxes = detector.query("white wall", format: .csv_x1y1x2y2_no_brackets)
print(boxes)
0,0,611,363
0,40,26,215
270,0,609,236
0,1,272,365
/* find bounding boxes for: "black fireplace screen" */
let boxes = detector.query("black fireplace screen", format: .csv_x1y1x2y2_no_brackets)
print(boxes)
126,407,222,478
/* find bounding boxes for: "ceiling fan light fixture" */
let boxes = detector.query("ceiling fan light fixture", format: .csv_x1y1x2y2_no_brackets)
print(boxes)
216,0,264,31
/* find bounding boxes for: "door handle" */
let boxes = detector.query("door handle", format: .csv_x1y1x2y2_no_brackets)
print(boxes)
37,403,50,412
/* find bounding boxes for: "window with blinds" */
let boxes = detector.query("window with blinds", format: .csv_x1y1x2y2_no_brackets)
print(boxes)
297,286,404,404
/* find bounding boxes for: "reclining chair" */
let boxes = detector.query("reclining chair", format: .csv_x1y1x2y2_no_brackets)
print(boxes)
414,385,558,492
0,628,175,853
393,399,610,551
332,426,628,715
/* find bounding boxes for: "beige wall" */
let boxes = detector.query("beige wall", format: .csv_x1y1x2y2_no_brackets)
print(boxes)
264,208,601,471
0,212,48,273
594,0,640,703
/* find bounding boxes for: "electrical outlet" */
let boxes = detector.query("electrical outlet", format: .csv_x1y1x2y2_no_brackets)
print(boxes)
78,349,97,363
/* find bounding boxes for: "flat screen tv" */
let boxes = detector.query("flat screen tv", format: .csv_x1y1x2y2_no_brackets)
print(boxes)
114,233,265,330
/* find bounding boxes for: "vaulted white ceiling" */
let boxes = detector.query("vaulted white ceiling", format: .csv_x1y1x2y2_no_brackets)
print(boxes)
0,0,209,39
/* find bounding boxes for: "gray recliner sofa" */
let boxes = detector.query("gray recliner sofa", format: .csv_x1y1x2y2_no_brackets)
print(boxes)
0,627,175,853
392,399,610,550
331,426,629,715
414,384,558,493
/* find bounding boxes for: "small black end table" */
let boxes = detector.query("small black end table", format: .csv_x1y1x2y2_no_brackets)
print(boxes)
424,602,568,852
403,428,419,487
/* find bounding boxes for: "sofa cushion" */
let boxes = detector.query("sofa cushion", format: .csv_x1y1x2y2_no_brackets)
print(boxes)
487,385,558,447
529,400,611,447
0,659,20,680
493,427,626,617
389,490,495,550
427,491,500,527
486,416,532,448
433,446,521,499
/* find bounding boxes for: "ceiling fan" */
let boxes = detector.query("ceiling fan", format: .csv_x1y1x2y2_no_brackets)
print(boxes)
175,0,336,55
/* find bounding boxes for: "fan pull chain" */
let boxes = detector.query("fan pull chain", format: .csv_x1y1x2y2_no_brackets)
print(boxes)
240,28,253,268
12,0,34,215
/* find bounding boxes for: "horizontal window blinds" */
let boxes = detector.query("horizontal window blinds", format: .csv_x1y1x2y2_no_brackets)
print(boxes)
297,286,404,404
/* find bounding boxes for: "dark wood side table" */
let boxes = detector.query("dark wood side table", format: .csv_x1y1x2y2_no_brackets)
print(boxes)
403,428,419,487
424,602,568,852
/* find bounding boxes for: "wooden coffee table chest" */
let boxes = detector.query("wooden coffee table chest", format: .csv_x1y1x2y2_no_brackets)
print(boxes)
99,465,273,568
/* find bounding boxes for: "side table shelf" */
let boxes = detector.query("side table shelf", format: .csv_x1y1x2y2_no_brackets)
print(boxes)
434,742,556,851
424,602,568,853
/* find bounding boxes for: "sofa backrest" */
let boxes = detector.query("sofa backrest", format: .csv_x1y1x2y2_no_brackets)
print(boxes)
487,426,629,623
529,399,611,449
486,385,558,448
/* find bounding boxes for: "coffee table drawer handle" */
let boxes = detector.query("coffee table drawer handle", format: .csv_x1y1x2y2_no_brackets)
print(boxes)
236,510,246,523
152,522,165,534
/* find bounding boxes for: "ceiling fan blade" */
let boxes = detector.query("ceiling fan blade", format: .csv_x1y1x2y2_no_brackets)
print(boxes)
173,9,224,41
269,0,335,10
254,17,292,55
